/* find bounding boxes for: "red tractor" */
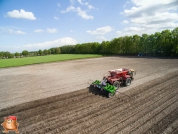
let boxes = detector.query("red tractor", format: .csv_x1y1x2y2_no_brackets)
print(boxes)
104,68,136,88
92,68,136,97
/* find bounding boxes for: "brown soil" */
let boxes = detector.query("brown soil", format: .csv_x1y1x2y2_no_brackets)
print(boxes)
0,56,178,133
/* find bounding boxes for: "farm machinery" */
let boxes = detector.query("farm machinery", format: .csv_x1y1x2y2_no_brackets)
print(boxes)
92,68,136,98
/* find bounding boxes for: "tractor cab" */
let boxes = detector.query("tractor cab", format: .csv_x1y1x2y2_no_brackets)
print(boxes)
109,71,117,77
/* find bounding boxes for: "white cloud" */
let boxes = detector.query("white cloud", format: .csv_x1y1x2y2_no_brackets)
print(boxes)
130,12,178,25
70,0,75,5
34,29,44,33
77,0,94,9
123,1,130,8
61,0,94,19
61,6,75,13
57,3,61,7
118,0,178,36
6,9,36,20
9,29,26,34
76,7,93,19
23,37,77,51
87,5,94,9
61,6,93,19
116,31,122,34
47,28,57,33
16,30,26,34
54,16,59,20
77,0,83,5
96,36,107,41
124,0,178,18
123,20,129,24
116,27,146,36
86,26,113,35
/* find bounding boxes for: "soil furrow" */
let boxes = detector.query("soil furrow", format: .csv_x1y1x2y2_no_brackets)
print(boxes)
132,100,178,134
147,108,178,134
172,128,178,134
161,119,178,134
84,76,178,134
0,88,88,117
92,84,178,134
58,75,178,134
116,91,178,134
20,93,106,133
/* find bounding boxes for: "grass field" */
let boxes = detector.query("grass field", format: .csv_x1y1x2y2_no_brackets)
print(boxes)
0,54,102,68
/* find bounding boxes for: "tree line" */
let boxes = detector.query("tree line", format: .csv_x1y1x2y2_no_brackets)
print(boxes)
60,27,178,56
0,27,178,59
0,47,61,59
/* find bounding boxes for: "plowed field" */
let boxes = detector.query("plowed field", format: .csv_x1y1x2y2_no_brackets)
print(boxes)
0,56,178,134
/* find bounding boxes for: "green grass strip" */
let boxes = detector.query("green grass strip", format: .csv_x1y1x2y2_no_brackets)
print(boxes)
0,54,102,68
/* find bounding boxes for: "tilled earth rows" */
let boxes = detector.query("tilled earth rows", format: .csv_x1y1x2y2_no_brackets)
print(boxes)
0,70,178,134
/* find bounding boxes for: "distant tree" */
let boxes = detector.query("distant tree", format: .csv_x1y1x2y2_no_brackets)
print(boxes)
43,49,48,55
9,53,14,58
132,34,140,54
55,47,61,54
0,52,4,58
34,51,38,56
48,49,51,55
38,49,43,55
108,38,120,54
172,27,178,55
100,41,110,54
91,42,101,54
50,48,56,54
140,34,149,54
22,50,28,57
123,36,133,54
161,30,173,56
4,51,11,58
15,52,20,57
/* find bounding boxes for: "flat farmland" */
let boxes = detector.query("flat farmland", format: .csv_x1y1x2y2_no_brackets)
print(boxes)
0,56,178,134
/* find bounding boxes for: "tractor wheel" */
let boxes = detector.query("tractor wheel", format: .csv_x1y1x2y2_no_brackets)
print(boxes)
125,78,131,86
108,91,116,98
113,81,120,91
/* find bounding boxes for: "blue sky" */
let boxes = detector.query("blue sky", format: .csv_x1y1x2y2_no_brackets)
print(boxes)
0,0,178,53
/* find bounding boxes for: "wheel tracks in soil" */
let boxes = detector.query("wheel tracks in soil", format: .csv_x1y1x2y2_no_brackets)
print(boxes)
34,81,164,134
143,107,178,134
122,69,178,96
0,88,88,116
35,76,172,134
172,127,178,134
161,119,178,134
46,72,178,134
113,89,178,134
132,99,178,134
17,79,154,134
19,91,105,125
17,72,178,133
17,71,170,133
0,90,104,131
24,95,116,133
21,94,106,133
84,81,178,134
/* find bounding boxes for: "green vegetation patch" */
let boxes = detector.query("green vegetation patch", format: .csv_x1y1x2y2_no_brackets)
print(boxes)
0,54,102,68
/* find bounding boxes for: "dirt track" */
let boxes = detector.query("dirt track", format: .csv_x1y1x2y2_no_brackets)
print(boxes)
0,56,178,133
